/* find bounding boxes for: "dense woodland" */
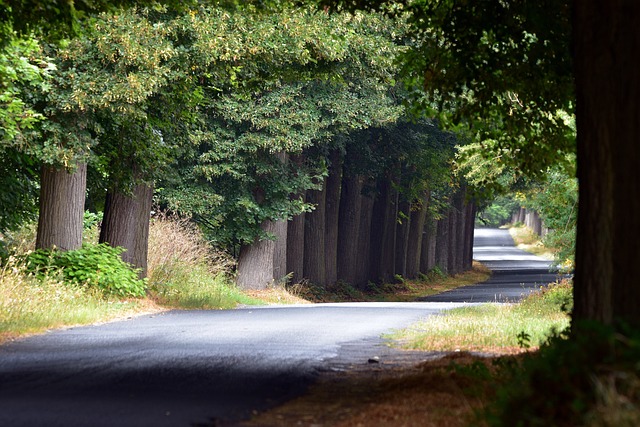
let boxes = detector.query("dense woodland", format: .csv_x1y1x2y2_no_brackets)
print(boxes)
1,3,476,290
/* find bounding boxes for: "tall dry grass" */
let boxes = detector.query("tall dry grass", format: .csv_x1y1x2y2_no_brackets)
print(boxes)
146,212,258,309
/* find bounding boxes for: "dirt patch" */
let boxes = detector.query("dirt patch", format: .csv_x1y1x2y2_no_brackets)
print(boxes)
242,351,521,427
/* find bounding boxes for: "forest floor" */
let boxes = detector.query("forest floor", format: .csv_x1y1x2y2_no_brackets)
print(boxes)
242,349,521,427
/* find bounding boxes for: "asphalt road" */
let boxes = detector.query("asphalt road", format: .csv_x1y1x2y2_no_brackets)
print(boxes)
420,228,564,303
0,228,560,426
0,302,466,427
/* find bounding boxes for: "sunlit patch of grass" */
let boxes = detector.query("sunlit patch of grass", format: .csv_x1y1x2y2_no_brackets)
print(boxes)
148,262,263,309
508,225,555,260
391,280,572,353
244,282,311,305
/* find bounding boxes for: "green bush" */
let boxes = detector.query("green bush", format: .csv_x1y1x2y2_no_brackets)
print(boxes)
25,244,146,297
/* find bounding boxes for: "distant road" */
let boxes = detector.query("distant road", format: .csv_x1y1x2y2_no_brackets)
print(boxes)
420,228,564,303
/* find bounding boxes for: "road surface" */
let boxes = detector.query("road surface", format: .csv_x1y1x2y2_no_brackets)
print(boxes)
420,228,564,302
0,228,560,426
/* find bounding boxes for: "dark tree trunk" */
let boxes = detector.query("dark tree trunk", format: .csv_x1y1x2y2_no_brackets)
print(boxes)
36,163,87,251
406,196,429,279
420,211,437,273
286,201,305,284
304,181,327,286
369,177,398,283
464,201,477,271
454,189,466,275
355,188,375,288
272,219,288,283
435,212,450,274
99,182,153,277
394,198,412,278
447,207,458,275
573,1,640,326
237,152,289,289
337,174,363,286
324,150,343,286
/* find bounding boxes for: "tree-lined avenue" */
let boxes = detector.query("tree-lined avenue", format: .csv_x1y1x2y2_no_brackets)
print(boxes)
0,229,558,426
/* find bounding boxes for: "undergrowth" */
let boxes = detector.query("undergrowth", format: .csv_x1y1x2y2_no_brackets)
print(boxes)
484,321,640,427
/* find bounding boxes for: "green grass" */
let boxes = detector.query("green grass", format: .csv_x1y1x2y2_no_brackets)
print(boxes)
148,262,263,309
390,280,572,352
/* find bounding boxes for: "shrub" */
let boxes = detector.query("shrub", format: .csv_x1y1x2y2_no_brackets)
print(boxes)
24,244,146,297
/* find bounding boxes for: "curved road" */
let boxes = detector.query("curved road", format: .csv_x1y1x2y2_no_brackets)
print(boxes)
0,228,560,426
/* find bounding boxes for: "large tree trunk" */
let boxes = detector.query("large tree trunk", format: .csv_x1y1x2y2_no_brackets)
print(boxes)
355,187,375,288
420,211,437,273
435,212,450,274
304,181,327,286
464,201,477,271
272,219,288,283
36,163,87,251
369,177,398,283
286,201,305,285
394,198,412,278
573,1,640,326
406,195,429,279
237,221,277,290
337,174,363,286
324,150,343,287
99,182,153,277
447,207,459,275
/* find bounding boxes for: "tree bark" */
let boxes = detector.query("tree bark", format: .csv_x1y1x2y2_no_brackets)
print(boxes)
420,211,437,273
573,1,640,326
369,177,398,283
324,150,343,286
286,201,305,285
406,196,429,279
303,181,327,286
355,187,374,288
337,174,363,286
99,182,153,277
36,163,87,251
272,219,288,283
447,207,459,275
464,201,476,271
237,221,277,290
394,198,412,278
435,212,450,274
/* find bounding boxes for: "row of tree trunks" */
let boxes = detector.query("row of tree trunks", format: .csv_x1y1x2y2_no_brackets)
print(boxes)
279,159,475,288
234,146,476,290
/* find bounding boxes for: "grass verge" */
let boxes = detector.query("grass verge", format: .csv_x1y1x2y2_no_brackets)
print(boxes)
390,279,572,353
0,256,161,343
507,225,555,259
